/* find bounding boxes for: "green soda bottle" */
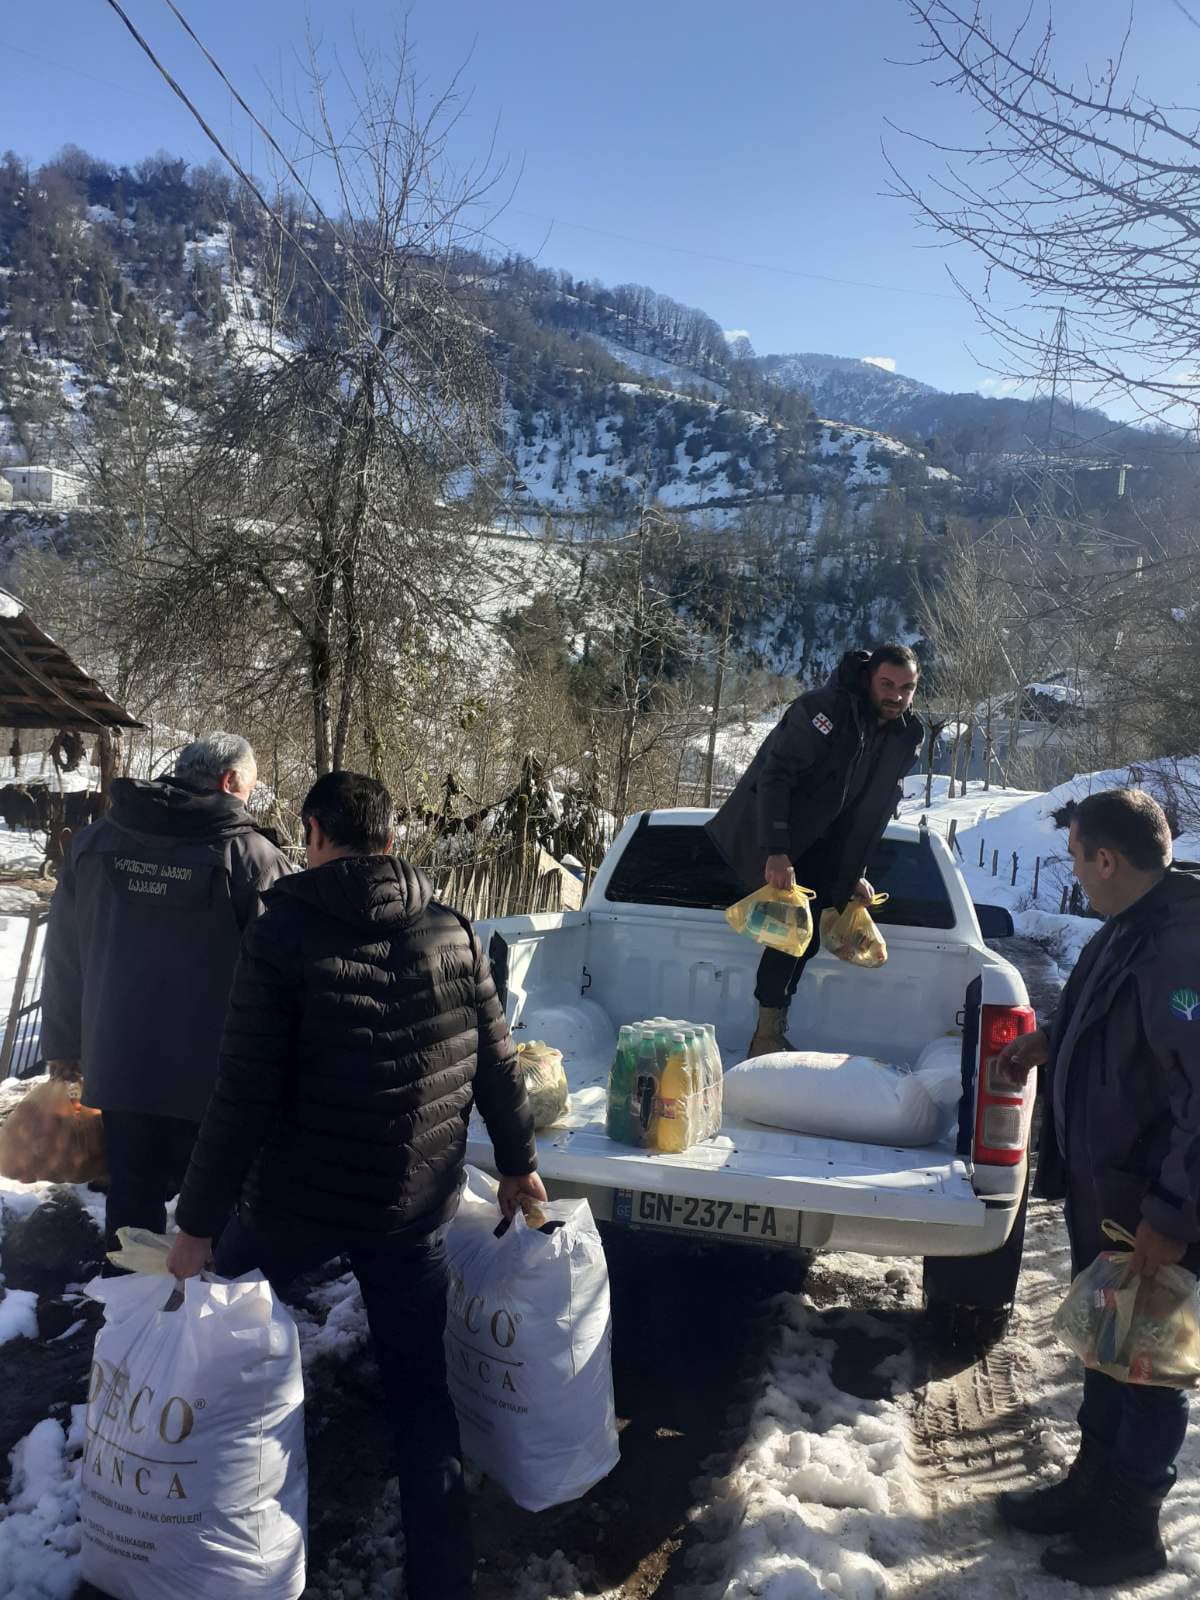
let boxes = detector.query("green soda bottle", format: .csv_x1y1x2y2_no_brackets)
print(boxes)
606,1025,635,1144
633,1027,662,1146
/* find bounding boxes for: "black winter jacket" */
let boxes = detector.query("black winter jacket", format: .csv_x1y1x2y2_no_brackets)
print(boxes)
41,776,292,1121
174,854,537,1244
704,651,924,905
1036,870,1200,1271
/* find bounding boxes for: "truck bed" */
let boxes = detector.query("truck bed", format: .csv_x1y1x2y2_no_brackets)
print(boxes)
467,1017,984,1230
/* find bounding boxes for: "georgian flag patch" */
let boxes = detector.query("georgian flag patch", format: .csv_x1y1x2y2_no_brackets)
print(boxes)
812,713,834,736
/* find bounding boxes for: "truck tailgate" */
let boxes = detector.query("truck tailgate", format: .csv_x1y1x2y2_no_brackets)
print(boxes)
467,1109,984,1227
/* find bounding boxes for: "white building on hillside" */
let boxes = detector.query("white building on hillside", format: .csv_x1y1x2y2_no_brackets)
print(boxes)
0,476,11,506
0,466,84,506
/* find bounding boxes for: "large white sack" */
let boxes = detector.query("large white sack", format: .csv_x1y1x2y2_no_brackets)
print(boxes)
723,1046,962,1147
81,1270,307,1600
445,1167,619,1512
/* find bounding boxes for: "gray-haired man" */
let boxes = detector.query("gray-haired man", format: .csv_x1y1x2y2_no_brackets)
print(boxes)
42,734,292,1260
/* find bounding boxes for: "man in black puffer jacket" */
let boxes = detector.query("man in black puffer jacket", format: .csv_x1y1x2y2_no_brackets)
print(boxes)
168,771,543,1600
705,644,923,1056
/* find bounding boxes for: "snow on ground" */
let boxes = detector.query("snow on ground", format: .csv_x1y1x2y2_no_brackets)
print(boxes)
584,336,726,400
0,1409,85,1600
0,1287,36,1347
508,1205,1200,1599
0,1165,107,1259
4,1196,1199,1599
681,705,790,792
813,422,925,489
184,229,297,371
901,759,1200,976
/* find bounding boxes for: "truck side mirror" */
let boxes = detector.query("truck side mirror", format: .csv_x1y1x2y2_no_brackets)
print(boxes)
974,903,1014,939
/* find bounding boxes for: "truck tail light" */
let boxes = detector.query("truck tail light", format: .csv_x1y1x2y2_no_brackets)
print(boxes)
974,1003,1036,1166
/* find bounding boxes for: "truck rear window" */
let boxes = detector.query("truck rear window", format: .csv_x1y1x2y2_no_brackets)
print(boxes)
603,823,956,929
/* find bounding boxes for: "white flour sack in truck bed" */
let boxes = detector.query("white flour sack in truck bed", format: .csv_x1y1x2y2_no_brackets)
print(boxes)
80,1271,307,1600
444,1167,619,1512
723,1047,962,1147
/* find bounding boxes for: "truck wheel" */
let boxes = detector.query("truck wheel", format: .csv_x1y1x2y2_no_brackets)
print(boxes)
922,1171,1030,1354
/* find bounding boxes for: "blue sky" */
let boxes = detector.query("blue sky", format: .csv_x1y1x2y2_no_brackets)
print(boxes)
3,1,1197,394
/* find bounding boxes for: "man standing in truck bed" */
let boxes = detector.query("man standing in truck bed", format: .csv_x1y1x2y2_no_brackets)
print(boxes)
705,645,923,1056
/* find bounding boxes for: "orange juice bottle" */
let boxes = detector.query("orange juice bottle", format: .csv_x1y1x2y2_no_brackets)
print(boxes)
655,1031,691,1153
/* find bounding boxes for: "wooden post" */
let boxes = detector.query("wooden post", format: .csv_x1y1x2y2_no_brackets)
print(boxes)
1011,851,1019,886
978,838,986,868
0,911,41,1080
96,727,116,812
948,818,958,852
991,848,999,877
1033,856,1041,901
702,597,732,808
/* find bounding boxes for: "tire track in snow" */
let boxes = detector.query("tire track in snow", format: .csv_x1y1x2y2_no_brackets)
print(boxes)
908,1345,1040,1510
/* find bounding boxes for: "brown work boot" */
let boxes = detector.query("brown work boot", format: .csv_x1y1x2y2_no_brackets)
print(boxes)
747,1004,793,1058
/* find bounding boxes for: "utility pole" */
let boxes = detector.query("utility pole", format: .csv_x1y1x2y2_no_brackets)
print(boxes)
702,596,733,806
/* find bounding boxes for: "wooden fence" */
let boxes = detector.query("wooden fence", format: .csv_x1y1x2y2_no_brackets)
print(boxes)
910,812,1095,917
431,850,589,922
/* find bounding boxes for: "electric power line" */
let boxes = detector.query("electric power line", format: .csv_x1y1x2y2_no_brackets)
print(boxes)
101,0,364,343
507,208,962,304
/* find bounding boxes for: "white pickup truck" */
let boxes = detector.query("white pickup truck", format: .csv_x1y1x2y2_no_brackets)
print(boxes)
470,808,1039,1345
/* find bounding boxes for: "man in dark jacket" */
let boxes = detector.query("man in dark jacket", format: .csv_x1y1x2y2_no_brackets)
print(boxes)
166,770,545,1600
705,644,923,1055
995,789,1200,1587
41,732,291,1259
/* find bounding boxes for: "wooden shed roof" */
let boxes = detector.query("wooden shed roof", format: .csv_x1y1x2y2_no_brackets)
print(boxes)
0,591,142,732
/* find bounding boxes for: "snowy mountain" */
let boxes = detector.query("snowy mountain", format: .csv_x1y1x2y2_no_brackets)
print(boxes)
756,348,1123,456
755,352,938,433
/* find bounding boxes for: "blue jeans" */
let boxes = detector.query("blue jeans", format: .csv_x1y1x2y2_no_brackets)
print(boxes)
215,1209,473,1600
1078,1366,1189,1493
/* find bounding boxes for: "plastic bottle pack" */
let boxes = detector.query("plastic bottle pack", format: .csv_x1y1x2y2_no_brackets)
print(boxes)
605,1019,723,1151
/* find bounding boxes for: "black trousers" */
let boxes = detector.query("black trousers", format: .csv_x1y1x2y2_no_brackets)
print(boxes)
753,901,831,1007
751,845,838,1009
216,1208,474,1600
100,1109,199,1270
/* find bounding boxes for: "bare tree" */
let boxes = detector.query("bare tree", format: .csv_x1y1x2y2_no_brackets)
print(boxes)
917,529,1011,795
88,40,505,775
894,1,1200,428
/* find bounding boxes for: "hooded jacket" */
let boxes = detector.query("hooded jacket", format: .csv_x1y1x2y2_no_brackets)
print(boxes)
41,776,293,1121
174,853,537,1243
1035,869,1200,1270
704,650,924,904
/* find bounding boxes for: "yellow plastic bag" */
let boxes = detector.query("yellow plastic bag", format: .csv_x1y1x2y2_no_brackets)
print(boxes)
0,1077,107,1184
516,1040,571,1129
820,894,889,968
1053,1221,1200,1387
105,1226,174,1275
725,884,816,958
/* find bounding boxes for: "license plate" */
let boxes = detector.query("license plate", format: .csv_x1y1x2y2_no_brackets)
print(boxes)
613,1189,800,1243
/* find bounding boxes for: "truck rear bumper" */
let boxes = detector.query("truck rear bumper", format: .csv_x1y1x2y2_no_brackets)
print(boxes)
530,1176,1022,1259
467,1123,1027,1261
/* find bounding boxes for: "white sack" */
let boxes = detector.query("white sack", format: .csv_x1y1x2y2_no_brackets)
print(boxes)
723,1046,963,1147
445,1167,619,1512
81,1271,307,1600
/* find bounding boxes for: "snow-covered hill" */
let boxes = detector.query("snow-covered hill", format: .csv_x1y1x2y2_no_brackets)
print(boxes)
757,352,937,433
